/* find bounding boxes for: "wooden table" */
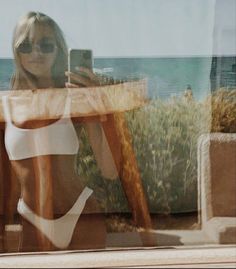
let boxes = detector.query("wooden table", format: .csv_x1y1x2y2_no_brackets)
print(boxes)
0,80,153,251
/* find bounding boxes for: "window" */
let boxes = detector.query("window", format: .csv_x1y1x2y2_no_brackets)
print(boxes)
0,0,235,264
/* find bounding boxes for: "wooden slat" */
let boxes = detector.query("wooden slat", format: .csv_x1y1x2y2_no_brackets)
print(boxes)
113,113,152,229
97,112,153,229
102,113,154,246
0,80,148,124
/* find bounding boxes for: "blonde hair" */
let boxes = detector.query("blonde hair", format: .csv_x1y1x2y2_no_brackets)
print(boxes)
11,11,68,90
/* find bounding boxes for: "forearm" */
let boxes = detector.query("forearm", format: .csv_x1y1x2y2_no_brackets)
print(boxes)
85,122,118,180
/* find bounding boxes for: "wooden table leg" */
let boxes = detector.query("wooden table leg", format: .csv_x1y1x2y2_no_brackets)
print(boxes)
32,156,54,251
102,114,152,229
0,131,14,225
0,130,16,252
101,115,122,174
29,120,54,251
0,130,6,252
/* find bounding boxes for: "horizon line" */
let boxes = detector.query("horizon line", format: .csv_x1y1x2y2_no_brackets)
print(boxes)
0,54,236,60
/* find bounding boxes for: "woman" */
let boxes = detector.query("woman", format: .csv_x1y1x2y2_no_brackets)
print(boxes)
3,11,118,251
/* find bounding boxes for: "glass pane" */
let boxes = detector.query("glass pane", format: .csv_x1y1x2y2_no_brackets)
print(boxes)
0,0,235,253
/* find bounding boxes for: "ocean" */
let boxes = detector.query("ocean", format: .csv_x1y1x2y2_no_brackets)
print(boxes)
0,57,213,100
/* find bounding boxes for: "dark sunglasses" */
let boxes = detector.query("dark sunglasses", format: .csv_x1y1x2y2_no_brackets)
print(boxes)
17,41,57,54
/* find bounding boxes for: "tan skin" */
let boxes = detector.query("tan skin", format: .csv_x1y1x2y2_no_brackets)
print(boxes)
11,23,116,251
19,24,57,89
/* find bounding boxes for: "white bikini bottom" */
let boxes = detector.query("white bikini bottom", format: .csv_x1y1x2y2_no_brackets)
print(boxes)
17,187,93,249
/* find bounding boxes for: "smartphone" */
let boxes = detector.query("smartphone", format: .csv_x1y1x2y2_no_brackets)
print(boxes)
68,49,93,84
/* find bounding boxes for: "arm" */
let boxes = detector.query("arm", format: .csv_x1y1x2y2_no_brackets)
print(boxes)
85,121,118,180
66,68,120,180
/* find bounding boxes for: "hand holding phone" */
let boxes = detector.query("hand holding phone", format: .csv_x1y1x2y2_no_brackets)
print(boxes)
68,49,94,85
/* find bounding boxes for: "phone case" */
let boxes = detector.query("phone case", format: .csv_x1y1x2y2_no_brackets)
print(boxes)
68,49,93,73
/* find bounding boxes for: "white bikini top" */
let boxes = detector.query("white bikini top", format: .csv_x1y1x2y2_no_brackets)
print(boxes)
2,95,79,161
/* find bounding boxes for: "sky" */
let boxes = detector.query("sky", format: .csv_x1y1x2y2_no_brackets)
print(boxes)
0,0,235,58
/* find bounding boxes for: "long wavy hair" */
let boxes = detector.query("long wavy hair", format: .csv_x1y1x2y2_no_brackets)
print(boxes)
11,11,68,90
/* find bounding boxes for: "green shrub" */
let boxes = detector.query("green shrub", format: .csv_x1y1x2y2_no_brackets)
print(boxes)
126,97,210,213
210,89,236,133
77,96,210,213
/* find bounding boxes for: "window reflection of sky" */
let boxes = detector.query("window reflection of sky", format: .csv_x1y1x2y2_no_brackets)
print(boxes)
1,0,235,58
